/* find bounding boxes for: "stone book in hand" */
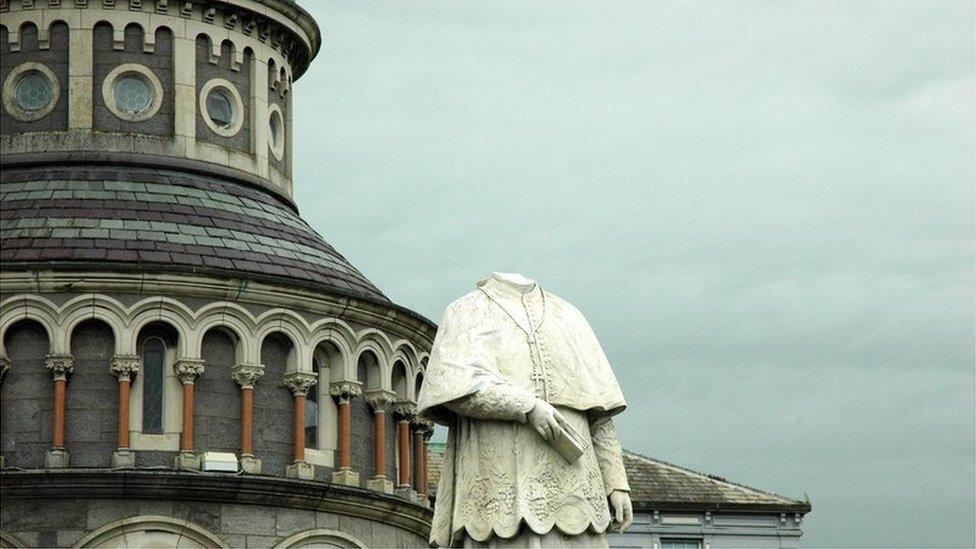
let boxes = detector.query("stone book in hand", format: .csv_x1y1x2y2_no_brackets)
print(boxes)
551,414,589,463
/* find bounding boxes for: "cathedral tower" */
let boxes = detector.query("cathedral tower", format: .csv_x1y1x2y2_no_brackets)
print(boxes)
0,1,435,546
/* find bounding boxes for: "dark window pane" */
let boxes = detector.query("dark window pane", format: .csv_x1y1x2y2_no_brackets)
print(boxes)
207,89,233,127
142,338,165,434
305,399,318,449
305,359,320,448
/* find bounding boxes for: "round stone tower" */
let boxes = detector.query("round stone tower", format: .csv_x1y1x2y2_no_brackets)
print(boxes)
0,1,436,547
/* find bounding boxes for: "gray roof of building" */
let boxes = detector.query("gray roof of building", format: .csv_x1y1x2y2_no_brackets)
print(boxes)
425,443,811,514
0,164,389,303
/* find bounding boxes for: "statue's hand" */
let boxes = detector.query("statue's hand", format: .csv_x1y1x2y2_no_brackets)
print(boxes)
609,490,633,533
526,399,565,442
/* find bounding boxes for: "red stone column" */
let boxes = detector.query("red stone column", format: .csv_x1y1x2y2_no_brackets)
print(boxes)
393,402,416,499
364,390,395,493
284,371,317,480
110,355,140,468
232,363,265,474
44,355,74,468
174,358,205,470
412,425,424,492
329,381,363,487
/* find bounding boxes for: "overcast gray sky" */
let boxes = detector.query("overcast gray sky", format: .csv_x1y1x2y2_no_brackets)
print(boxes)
291,2,975,547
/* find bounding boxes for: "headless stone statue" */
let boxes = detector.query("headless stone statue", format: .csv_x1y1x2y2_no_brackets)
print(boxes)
418,273,633,548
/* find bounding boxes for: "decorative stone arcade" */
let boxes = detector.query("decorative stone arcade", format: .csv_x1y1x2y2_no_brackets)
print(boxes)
0,0,437,546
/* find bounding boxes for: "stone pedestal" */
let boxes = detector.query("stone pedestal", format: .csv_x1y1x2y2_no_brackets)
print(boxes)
285,460,315,480
367,475,394,494
174,451,201,471
331,467,360,487
395,486,418,502
44,448,69,468
112,449,136,468
240,455,262,474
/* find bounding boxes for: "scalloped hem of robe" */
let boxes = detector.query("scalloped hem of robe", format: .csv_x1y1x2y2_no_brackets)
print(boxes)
460,528,608,548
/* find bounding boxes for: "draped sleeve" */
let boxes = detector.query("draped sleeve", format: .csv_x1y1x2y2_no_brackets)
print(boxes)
417,293,535,425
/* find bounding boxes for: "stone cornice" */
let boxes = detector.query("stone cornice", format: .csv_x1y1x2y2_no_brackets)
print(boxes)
231,363,265,389
0,469,433,538
45,354,74,381
110,355,140,382
0,271,437,347
283,371,317,396
173,358,205,386
0,0,320,78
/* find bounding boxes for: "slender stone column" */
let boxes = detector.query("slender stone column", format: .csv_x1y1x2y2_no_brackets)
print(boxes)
1,356,10,469
110,355,140,468
284,371,317,480
365,389,395,493
231,363,265,474
173,358,205,470
412,423,424,492
329,380,363,487
418,420,434,506
44,355,74,468
393,402,418,501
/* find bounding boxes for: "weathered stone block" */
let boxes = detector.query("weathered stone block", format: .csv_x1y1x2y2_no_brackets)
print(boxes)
331,467,360,487
285,460,314,480
221,504,275,535
44,448,69,468
175,451,201,470
274,508,314,536
367,475,394,494
112,449,135,468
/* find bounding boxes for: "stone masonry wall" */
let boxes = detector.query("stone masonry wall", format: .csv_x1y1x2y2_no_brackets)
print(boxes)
65,320,118,467
0,496,429,548
197,329,242,454
0,320,53,468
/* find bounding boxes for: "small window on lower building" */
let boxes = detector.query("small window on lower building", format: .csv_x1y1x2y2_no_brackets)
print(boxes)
305,359,320,448
661,539,702,549
141,337,165,434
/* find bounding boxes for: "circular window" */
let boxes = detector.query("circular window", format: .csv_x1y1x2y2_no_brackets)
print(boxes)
102,64,164,122
113,73,152,115
2,62,60,121
206,88,235,128
199,78,244,137
15,71,54,112
268,104,285,160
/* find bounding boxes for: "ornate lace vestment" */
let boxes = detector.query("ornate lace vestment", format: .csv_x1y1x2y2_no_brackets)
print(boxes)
419,274,630,547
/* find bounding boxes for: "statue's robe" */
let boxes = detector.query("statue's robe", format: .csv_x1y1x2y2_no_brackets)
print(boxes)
418,274,630,548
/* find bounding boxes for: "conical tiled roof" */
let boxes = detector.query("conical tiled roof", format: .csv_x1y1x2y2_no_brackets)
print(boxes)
0,164,387,302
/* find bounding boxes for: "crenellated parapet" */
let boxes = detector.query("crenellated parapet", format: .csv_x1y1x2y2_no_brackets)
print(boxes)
0,0,320,202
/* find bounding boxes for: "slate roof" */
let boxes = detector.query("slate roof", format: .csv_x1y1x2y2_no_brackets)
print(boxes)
0,164,388,303
426,444,811,513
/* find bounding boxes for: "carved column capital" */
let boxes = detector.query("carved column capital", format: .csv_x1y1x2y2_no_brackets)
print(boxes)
393,401,417,420
173,358,205,386
231,363,265,389
45,354,74,381
283,371,317,396
413,418,435,440
364,389,396,413
329,380,363,402
110,355,140,382
0,356,10,382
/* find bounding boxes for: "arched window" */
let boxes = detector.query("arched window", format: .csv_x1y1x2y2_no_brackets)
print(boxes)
141,337,165,434
306,359,320,448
